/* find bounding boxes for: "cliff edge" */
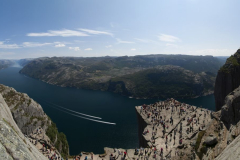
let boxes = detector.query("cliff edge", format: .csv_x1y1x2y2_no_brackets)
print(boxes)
0,84,69,158
214,49,240,111
0,93,47,159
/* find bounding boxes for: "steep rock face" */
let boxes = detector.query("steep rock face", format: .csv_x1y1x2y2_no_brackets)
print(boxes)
220,86,240,126
0,85,48,135
214,49,240,111
0,84,69,158
135,109,149,147
0,94,47,160
198,85,240,159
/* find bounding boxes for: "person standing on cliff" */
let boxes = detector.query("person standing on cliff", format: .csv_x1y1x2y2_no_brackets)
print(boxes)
79,152,82,160
124,151,127,159
160,148,163,156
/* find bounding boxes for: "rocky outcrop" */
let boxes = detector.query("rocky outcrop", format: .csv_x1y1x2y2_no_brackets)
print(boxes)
0,85,49,135
0,84,69,158
220,86,240,127
214,49,240,111
203,135,218,146
196,79,240,159
0,93,47,160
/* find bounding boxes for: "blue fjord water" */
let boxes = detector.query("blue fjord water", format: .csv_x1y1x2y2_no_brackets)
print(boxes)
0,66,215,154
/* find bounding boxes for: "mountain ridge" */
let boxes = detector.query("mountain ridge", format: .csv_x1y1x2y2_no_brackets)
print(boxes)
19,55,225,99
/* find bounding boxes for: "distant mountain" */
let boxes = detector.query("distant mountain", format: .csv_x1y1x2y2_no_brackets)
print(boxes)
17,58,35,67
108,65,215,98
0,59,15,69
19,54,226,99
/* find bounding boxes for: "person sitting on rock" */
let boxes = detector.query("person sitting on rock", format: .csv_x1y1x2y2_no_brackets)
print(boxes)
134,148,138,155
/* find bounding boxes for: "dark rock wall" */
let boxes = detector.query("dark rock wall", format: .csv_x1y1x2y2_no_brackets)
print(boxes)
214,49,240,111
136,109,148,148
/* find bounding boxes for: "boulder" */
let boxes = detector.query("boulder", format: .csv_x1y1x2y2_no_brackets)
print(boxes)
204,135,218,146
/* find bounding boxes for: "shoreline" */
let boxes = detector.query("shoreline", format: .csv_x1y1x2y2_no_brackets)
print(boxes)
19,71,214,100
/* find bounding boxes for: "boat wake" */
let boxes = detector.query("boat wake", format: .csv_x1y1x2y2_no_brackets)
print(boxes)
40,100,116,125
42,100,102,119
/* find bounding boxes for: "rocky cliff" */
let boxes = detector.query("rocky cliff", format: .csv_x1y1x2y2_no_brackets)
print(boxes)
203,86,240,160
136,109,149,148
194,48,240,159
0,84,69,158
0,93,47,159
214,49,240,111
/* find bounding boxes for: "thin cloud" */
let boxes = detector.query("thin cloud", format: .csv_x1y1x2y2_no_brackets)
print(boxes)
0,41,71,49
158,34,181,42
78,28,113,37
0,41,19,49
27,29,89,37
131,48,136,51
116,38,135,44
105,45,112,48
85,48,92,51
134,38,150,43
69,47,80,51
23,42,52,47
165,43,179,48
55,44,66,47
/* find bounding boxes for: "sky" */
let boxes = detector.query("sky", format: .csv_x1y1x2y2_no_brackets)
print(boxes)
0,0,239,59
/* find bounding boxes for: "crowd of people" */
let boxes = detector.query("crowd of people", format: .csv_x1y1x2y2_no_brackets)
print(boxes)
25,127,62,160
138,98,211,159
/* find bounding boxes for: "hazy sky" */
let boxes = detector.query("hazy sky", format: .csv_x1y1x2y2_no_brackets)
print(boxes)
0,0,239,59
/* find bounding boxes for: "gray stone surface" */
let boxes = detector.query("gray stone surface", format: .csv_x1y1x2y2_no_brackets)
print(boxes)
0,84,69,157
216,134,240,160
221,86,240,127
0,93,47,160
0,141,13,160
0,85,49,135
